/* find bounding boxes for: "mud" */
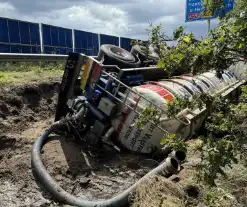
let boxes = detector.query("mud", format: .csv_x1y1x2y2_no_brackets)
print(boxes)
0,82,149,206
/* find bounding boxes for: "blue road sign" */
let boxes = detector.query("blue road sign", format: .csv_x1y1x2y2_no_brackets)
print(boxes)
185,0,235,22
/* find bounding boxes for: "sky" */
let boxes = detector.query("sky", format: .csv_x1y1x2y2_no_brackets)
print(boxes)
0,0,218,40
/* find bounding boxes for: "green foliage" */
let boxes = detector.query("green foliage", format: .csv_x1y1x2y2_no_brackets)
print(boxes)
0,69,63,85
165,93,214,119
136,1,247,187
173,26,185,40
146,24,172,58
195,86,247,185
157,25,217,76
203,0,225,17
136,106,160,129
228,0,247,18
160,87,247,186
160,133,187,152
151,10,247,77
131,39,143,46
204,187,234,207
197,136,237,186
0,59,64,85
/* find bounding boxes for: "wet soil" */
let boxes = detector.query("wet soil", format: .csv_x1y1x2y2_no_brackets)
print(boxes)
0,82,148,206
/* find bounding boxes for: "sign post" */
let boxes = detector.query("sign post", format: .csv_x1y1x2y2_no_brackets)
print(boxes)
207,19,210,36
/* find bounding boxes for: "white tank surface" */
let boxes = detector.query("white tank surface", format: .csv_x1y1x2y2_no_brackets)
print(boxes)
183,73,194,77
229,61,247,80
165,78,202,95
222,73,232,84
223,71,237,83
111,84,192,153
152,80,192,98
210,70,235,85
164,76,210,132
155,77,209,133
174,75,211,93
200,72,227,91
111,70,240,154
196,75,217,93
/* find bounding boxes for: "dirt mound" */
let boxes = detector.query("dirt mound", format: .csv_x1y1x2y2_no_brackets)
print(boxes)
131,175,186,207
0,82,59,134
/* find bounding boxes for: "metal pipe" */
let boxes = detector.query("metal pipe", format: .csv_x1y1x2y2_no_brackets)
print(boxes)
122,66,159,71
103,127,115,140
102,65,121,71
117,91,145,110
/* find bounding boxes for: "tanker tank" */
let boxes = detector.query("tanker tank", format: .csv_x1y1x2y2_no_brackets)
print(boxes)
112,70,239,154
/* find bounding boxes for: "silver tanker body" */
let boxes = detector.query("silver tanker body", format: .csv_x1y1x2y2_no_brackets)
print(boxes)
112,70,238,153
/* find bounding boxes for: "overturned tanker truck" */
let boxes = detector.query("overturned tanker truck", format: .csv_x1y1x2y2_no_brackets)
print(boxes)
31,44,246,207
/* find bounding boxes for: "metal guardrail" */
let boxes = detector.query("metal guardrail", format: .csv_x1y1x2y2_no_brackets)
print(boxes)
0,53,68,62
0,53,98,62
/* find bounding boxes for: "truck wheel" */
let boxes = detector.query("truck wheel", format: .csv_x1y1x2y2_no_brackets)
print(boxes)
98,44,141,68
131,45,159,62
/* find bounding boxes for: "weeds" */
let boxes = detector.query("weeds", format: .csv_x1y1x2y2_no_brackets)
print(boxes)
0,61,64,72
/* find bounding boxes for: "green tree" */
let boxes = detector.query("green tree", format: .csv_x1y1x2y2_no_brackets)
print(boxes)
136,0,247,185
203,0,225,16
229,0,247,17
156,9,246,76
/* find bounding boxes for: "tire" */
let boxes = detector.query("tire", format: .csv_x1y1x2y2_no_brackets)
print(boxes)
131,45,159,62
98,44,141,68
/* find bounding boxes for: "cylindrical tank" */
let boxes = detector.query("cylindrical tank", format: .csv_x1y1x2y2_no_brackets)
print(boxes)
157,76,212,132
223,71,237,83
151,81,192,98
175,75,212,93
166,78,202,95
229,62,247,80
112,70,238,154
200,72,226,91
112,84,190,153
112,83,194,153
196,75,217,93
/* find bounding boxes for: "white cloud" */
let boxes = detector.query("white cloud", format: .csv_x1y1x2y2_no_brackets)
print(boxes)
34,3,129,36
0,2,15,15
1,0,218,40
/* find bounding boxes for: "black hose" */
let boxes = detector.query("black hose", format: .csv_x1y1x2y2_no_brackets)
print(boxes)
169,150,186,164
31,113,179,207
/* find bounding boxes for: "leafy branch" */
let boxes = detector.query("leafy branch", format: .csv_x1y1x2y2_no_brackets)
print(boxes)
136,4,247,186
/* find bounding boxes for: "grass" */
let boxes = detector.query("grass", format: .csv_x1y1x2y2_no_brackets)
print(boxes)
0,62,64,86
0,70,63,85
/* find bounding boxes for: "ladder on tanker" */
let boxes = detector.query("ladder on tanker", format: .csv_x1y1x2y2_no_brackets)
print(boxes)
95,70,171,134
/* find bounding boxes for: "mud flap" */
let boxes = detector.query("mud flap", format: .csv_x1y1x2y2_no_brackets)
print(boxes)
55,53,83,121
